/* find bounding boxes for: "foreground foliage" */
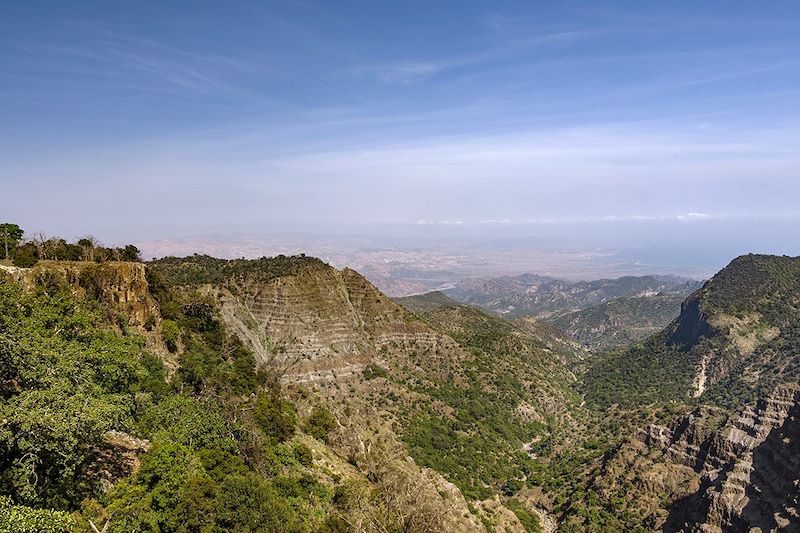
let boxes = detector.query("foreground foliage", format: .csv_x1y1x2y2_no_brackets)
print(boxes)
0,275,345,532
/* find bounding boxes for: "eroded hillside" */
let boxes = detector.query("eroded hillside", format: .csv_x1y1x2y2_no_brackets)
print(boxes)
565,254,800,531
147,254,598,531
4,252,799,532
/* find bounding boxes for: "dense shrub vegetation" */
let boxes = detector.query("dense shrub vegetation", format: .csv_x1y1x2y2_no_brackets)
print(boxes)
583,254,800,412
148,254,327,286
702,254,800,321
0,270,344,532
5,236,797,532
581,334,699,408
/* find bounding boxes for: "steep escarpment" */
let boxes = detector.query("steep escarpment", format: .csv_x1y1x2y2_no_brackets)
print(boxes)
570,385,800,531
1,256,490,532
584,254,800,409
1,260,169,364
149,255,466,382
215,260,380,380
13,251,799,532
663,384,800,532
568,254,800,531
665,289,715,348
2,260,159,329
147,255,590,530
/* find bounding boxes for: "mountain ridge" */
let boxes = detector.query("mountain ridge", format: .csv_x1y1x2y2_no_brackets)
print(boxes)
444,272,702,318
585,253,800,408
3,249,799,532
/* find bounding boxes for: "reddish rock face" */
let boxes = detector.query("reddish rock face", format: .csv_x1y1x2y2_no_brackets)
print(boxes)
6,261,173,368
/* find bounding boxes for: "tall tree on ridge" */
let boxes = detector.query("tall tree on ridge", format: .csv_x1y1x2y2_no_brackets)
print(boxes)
0,223,23,260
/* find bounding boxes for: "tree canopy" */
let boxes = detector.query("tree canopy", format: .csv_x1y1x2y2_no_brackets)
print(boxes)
0,223,23,259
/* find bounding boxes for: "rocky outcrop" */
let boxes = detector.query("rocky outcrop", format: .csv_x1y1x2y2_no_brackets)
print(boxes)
3,261,159,329
665,289,716,349
662,385,800,532
1,261,170,363
86,431,150,493
594,385,800,531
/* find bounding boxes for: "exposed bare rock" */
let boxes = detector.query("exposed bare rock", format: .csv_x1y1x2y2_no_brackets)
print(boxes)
86,431,150,493
666,289,716,349
2,260,171,365
474,496,527,532
213,261,466,381
321,395,486,532
591,385,800,531
663,385,800,532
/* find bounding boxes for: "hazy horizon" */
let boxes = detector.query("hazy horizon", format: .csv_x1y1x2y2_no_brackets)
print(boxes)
3,1,800,283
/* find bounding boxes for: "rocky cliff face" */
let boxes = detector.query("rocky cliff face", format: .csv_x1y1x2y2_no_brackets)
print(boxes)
588,385,800,531
660,384,800,532
146,255,580,530
1,261,169,362
205,261,465,382
2,261,159,328
577,255,800,530
666,290,716,349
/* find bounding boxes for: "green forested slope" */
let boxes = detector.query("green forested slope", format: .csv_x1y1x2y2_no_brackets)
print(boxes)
0,267,422,532
551,294,686,352
582,254,800,410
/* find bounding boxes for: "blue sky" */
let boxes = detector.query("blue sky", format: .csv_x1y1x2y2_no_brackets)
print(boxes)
2,1,799,270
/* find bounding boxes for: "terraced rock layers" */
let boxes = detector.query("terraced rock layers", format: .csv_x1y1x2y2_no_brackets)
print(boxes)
212,261,465,381
594,385,800,532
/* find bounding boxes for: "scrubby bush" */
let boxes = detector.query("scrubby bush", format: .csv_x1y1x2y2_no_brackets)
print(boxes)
11,243,38,267
305,406,337,442
0,496,74,533
254,391,297,443
162,319,180,352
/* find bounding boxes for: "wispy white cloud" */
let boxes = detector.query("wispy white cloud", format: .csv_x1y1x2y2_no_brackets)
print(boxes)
346,20,597,85
413,212,798,227
349,61,452,84
676,212,713,222
416,219,464,226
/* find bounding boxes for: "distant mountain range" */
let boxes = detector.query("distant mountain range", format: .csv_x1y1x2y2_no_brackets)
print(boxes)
444,273,702,318
551,293,688,352
393,290,588,367
443,272,702,352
